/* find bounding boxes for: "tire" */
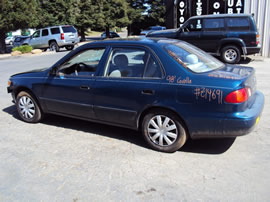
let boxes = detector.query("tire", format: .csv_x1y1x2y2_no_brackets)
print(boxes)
142,110,187,153
16,91,43,123
49,41,59,52
221,45,241,64
65,45,74,51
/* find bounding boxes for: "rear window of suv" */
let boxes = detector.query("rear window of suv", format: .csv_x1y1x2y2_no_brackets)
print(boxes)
227,18,250,31
62,26,76,33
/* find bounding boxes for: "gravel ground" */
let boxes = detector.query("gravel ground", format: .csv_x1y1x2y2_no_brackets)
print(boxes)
0,53,269,202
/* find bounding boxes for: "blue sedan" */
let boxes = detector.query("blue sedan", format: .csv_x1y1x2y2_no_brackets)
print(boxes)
7,38,264,152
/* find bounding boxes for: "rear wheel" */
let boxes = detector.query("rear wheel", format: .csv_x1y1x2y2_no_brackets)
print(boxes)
142,110,187,153
65,45,74,51
16,91,43,123
221,45,241,64
49,41,59,52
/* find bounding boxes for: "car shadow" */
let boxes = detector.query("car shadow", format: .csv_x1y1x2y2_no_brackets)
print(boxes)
3,105,235,155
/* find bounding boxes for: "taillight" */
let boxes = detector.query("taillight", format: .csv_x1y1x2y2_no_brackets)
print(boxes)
256,34,260,45
225,88,251,103
61,33,64,40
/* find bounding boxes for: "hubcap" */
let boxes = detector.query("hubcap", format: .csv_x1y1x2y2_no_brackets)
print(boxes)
224,49,237,62
50,44,56,51
18,96,35,119
147,115,178,147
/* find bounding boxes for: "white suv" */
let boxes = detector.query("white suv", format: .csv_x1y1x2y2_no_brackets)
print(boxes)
24,25,79,52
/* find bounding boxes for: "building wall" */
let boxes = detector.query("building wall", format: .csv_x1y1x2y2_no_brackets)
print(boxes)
245,0,270,57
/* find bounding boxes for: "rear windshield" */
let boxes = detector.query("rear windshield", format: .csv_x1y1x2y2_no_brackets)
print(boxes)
164,42,224,73
62,26,76,33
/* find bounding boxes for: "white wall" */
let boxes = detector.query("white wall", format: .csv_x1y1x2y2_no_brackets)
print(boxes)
245,0,270,57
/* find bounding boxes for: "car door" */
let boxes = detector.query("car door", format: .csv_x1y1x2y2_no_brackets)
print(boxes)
41,47,107,119
29,30,41,48
177,19,202,48
200,18,226,53
93,46,164,128
41,29,49,48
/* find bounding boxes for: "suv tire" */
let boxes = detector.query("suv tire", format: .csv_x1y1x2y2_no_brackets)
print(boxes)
221,45,241,64
65,45,74,51
142,110,187,153
49,41,59,52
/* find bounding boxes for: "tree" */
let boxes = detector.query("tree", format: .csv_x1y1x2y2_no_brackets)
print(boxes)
144,0,166,26
75,0,104,41
38,0,78,28
0,0,39,53
126,0,147,35
102,0,130,37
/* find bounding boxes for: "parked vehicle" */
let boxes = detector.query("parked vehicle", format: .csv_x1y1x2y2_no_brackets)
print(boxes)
147,14,261,64
101,31,120,39
7,38,264,152
140,26,166,36
24,25,79,52
13,36,30,47
5,36,16,45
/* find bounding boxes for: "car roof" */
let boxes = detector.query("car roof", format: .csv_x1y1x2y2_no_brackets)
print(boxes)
189,13,252,20
84,37,180,47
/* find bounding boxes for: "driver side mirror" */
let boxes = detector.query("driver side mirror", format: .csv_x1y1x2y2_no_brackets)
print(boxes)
49,66,58,76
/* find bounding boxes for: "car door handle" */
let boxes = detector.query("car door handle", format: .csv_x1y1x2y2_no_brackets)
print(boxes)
141,89,154,95
80,85,90,90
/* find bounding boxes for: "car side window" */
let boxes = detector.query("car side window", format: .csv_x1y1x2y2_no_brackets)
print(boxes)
204,18,225,31
104,48,162,79
58,48,105,77
227,18,250,31
42,29,49,36
51,27,60,34
32,31,40,38
183,19,202,32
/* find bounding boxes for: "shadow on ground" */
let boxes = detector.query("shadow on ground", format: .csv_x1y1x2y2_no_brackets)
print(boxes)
3,105,235,155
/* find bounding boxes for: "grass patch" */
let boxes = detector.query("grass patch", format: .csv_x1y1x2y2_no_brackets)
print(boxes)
12,45,32,53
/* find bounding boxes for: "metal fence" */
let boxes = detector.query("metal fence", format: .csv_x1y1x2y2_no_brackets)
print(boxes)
245,0,270,57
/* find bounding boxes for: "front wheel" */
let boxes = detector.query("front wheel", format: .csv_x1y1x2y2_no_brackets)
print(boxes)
220,45,241,64
16,91,43,123
142,110,187,153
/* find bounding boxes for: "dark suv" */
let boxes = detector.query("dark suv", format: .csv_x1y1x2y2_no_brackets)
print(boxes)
147,14,261,64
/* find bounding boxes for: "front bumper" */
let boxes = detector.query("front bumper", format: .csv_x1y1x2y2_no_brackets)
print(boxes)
189,91,265,139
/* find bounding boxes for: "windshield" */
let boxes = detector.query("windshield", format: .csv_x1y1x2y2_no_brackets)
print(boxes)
164,42,224,73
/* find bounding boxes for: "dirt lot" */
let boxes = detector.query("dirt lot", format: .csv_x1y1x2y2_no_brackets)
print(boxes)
0,53,269,201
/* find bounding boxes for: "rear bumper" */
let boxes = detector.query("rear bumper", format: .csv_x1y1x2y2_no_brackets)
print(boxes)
189,91,264,139
246,45,261,55
58,38,79,47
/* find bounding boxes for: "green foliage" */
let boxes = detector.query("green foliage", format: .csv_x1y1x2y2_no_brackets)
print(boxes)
0,0,39,32
12,45,32,53
38,0,79,28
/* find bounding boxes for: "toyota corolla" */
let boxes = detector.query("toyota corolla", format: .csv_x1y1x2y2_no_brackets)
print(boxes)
7,38,264,152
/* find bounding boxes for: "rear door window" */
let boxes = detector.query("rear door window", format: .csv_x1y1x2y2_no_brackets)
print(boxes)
104,48,162,79
204,18,225,31
62,26,76,33
226,18,250,31
50,27,60,34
